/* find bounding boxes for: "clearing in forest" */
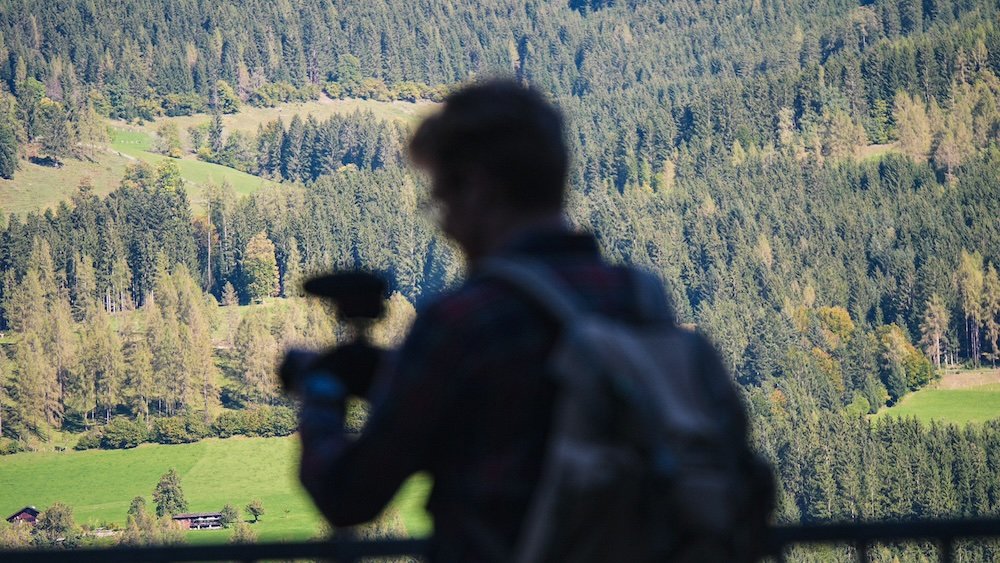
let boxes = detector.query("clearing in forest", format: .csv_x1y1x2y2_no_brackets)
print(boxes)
0,97,430,215
873,368,1000,426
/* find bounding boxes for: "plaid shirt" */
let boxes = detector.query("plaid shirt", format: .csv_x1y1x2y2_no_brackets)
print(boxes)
299,230,648,561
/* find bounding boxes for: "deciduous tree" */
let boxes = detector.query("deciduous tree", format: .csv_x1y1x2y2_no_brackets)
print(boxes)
153,469,188,517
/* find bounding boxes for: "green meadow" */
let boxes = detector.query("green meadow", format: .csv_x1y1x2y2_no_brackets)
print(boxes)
874,369,1000,426
0,436,431,543
108,128,278,211
0,97,431,216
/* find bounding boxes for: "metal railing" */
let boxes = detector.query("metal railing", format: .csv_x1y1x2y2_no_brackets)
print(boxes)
2,518,1000,562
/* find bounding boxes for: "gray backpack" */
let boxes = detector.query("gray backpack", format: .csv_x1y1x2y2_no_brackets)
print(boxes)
483,258,773,563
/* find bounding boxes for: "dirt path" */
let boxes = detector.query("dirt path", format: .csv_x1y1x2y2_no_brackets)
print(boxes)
936,367,1000,389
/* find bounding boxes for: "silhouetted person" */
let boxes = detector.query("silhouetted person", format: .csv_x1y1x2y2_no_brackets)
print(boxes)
297,80,767,562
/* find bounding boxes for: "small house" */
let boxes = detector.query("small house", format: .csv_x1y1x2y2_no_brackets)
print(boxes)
5,506,39,524
171,512,223,530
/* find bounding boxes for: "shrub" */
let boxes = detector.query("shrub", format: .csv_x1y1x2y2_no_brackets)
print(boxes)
211,407,297,439
212,410,247,438
0,438,25,455
74,430,103,451
151,417,193,445
101,417,148,449
265,406,297,437
184,415,212,440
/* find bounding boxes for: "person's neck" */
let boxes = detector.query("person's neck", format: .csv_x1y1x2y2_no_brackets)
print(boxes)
471,211,568,263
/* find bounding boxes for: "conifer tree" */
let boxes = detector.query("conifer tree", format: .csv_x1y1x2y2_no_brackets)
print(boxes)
281,240,302,298
47,287,77,421
12,334,55,432
919,294,950,369
983,264,1000,366
234,311,278,404
71,254,99,321
0,119,16,180
242,232,279,303
124,332,155,422
893,91,931,160
81,308,126,423
956,250,985,366
215,80,241,114
0,348,12,439
209,113,224,155
221,282,238,306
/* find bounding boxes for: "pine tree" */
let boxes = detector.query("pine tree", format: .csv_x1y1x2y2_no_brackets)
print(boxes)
215,80,241,114
81,308,126,423
209,113,224,155
124,329,155,422
983,264,1000,366
0,348,12,439
0,119,16,180
71,254,99,321
242,232,279,303
36,98,73,160
12,334,54,433
956,250,985,366
47,287,77,422
234,311,278,404
221,282,238,306
893,91,931,160
280,115,304,181
281,240,302,297
919,294,950,369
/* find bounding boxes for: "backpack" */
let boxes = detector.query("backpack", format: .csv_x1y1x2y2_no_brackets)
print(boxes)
482,258,774,563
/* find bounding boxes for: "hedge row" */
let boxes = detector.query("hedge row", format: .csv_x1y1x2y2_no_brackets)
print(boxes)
73,406,297,451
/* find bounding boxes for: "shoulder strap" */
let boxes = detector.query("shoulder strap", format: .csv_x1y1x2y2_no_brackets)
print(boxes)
478,257,585,326
630,268,673,323
480,258,672,326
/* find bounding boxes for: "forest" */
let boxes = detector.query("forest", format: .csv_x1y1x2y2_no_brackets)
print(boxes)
1,0,1000,555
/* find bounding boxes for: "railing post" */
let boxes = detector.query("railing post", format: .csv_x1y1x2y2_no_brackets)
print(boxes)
939,537,953,563
855,540,868,563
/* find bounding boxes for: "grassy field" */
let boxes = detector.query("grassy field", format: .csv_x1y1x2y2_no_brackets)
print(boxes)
0,436,431,543
0,152,134,214
0,97,432,216
873,368,1000,426
136,96,435,139
108,128,278,212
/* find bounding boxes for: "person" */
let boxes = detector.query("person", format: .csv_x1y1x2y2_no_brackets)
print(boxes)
296,80,755,561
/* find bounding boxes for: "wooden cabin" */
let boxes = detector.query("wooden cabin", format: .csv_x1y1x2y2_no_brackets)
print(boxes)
171,512,223,530
5,506,39,524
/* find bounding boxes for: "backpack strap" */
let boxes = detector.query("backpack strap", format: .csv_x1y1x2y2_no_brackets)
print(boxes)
480,257,672,327
629,268,674,324
478,257,585,326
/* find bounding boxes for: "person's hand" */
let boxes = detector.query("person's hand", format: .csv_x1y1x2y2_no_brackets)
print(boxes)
315,342,384,399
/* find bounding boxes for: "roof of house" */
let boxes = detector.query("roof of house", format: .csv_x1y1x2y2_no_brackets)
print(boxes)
5,506,39,521
171,512,222,519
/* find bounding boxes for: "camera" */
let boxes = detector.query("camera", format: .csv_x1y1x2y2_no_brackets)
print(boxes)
279,271,388,400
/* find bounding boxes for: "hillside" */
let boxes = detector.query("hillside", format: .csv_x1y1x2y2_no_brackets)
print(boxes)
0,0,999,554
0,97,427,214
0,436,431,542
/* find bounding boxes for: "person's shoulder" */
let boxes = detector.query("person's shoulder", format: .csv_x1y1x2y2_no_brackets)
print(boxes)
414,276,522,329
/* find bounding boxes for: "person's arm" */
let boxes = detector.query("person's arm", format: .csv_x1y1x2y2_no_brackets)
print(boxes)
298,306,458,526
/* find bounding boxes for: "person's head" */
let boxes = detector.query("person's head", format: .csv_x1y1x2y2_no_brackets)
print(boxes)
409,79,568,260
